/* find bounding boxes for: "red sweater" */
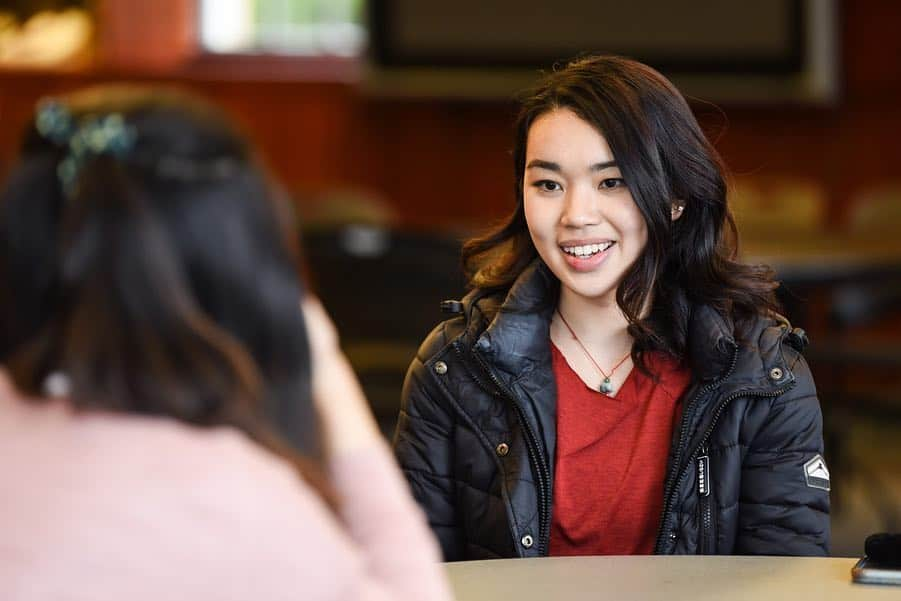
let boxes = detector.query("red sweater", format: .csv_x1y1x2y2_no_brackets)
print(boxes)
549,344,691,556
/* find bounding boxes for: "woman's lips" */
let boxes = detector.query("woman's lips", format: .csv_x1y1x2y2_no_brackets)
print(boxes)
559,241,615,272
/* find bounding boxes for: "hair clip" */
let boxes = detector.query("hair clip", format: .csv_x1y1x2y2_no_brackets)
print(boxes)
35,99,76,146
67,113,136,159
35,99,138,197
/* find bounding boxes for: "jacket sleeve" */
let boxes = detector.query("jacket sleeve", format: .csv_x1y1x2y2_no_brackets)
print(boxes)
735,351,831,556
392,321,464,561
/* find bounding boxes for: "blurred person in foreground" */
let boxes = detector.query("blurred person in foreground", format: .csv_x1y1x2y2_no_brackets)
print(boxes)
0,86,451,601
394,55,829,560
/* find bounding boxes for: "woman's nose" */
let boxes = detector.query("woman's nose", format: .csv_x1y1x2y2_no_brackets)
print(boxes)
560,186,600,228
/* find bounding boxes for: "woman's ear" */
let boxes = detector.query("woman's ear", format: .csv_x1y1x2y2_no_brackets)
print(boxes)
671,202,685,221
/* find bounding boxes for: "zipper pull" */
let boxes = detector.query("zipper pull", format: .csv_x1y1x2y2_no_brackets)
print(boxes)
697,444,710,497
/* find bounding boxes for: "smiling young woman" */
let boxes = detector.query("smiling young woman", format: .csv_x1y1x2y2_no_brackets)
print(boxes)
523,107,652,396
393,55,830,561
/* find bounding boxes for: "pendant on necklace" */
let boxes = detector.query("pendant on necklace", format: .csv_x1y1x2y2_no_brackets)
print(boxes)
599,377,613,394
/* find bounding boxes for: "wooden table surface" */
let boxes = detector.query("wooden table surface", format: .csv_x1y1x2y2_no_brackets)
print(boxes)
446,556,900,601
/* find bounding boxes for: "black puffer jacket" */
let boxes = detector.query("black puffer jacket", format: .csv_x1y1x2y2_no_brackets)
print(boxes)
394,261,830,560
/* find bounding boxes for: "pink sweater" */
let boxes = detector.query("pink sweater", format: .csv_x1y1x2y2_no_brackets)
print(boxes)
0,374,452,601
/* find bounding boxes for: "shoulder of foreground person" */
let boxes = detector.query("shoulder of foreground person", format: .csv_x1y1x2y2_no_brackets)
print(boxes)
0,391,451,601
182,425,455,601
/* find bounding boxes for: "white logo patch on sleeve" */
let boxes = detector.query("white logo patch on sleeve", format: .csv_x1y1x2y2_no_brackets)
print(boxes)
803,454,830,491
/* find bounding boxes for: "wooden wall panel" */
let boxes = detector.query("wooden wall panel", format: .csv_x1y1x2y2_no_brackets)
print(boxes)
94,0,197,69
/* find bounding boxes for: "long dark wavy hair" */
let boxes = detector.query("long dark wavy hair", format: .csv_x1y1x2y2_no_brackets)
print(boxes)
462,55,779,369
0,86,331,501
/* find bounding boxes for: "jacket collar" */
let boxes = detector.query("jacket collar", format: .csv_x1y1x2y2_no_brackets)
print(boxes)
466,259,741,384
686,303,737,382
464,261,557,380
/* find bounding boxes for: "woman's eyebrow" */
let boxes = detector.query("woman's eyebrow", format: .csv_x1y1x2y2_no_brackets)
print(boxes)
590,160,618,172
525,159,618,172
526,159,562,172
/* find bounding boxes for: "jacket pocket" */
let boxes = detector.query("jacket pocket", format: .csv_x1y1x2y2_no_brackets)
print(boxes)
697,446,717,554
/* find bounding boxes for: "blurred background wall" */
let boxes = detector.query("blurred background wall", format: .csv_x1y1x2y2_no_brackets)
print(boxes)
1,0,900,557
1,1,899,229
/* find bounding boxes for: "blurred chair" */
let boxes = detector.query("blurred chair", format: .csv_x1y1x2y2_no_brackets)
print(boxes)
301,223,466,437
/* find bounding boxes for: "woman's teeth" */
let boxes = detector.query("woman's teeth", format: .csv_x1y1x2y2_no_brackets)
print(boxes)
562,242,613,257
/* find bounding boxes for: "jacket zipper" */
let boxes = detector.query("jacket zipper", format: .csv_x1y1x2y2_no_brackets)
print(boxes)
654,347,738,553
697,443,714,554
654,381,795,553
455,340,552,556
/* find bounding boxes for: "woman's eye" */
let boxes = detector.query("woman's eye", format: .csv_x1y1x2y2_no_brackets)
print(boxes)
600,178,625,190
533,180,561,192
